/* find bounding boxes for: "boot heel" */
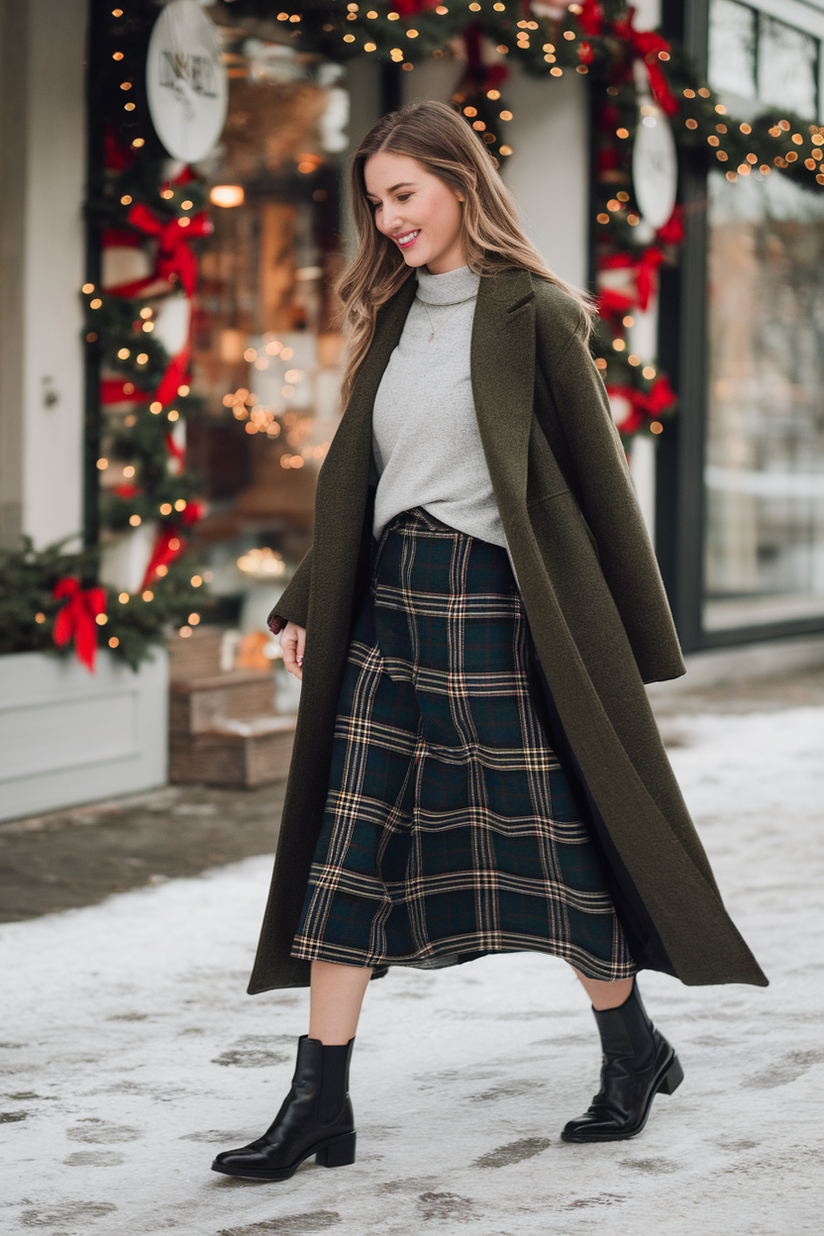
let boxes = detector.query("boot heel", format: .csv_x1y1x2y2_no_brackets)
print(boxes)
316,1131,356,1168
658,1056,684,1096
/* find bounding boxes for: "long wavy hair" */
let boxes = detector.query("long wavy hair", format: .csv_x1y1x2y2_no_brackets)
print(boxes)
335,99,592,408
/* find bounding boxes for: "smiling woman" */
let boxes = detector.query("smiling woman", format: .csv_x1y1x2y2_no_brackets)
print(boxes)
363,156,466,273
334,99,591,412
210,99,766,1186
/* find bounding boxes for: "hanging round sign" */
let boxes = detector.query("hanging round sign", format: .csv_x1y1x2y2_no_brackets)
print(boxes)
146,0,228,163
632,103,678,230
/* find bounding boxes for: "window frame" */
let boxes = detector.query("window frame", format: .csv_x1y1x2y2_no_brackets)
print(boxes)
657,0,824,651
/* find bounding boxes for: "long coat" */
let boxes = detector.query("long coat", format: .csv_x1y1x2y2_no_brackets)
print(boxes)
248,266,767,994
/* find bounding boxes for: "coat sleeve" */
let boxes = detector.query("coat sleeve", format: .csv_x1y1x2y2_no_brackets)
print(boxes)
533,286,686,683
266,546,313,635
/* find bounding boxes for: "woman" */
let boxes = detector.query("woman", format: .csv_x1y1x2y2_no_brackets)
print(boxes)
212,100,766,1182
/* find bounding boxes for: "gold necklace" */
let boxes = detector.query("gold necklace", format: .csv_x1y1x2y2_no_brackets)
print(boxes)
417,297,469,343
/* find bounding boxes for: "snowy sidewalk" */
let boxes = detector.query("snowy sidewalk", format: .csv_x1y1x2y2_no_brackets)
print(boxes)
2,707,823,1236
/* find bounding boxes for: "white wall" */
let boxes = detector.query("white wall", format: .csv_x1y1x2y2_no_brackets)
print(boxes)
402,58,589,291
633,0,662,31
500,71,589,291
0,0,87,549
0,648,169,822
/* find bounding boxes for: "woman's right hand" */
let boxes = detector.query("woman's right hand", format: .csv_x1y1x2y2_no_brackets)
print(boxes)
279,621,306,681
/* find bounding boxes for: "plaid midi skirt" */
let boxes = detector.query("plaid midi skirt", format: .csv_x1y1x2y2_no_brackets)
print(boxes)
291,507,636,982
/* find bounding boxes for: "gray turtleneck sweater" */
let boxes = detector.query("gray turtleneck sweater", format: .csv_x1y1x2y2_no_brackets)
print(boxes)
371,264,507,549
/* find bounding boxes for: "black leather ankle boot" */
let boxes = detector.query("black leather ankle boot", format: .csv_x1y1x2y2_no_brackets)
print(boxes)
211,1035,356,1180
561,980,683,1143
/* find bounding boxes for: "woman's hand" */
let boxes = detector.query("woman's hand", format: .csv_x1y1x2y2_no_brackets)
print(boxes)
279,621,306,681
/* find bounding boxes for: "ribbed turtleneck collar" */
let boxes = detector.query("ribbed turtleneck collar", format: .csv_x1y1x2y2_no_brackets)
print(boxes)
415,264,480,306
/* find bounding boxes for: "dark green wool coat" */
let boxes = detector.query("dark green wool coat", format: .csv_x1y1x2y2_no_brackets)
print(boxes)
248,266,767,994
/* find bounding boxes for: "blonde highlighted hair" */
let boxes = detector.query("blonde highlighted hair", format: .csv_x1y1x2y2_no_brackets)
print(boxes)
335,99,592,408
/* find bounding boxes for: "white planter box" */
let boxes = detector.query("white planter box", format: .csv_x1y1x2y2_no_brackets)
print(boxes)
0,648,168,823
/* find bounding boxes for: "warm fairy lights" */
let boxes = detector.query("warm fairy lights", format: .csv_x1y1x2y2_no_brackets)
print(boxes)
237,547,286,578
210,184,244,207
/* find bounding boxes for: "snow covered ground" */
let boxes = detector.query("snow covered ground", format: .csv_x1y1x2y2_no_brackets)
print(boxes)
2,706,823,1236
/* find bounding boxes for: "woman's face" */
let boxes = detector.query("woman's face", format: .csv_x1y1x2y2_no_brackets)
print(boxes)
363,151,466,275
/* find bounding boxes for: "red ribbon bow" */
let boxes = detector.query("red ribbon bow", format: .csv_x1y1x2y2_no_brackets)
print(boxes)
153,348,191,407
600,247,665,312
635,247,664,311
100,379,151,405
52,577,107,672
607,375,677,435
642,373,677,415
389,0,441,13
578,0,604,36
655,205,684,247
140,502,204,591
596,287,636,321
126,203,212,298
606,386,645,436
613,9,678,116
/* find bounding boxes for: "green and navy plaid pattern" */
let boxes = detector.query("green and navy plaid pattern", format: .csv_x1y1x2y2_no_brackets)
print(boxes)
292,508,635,981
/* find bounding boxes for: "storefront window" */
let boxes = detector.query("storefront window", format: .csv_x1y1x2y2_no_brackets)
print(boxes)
708,0,757,100
708,0,819,115
758,13,819,116
187,29,350,632
703,1,824,631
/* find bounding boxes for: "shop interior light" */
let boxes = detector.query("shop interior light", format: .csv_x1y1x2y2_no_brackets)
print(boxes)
210,184,245,208
237,547,286,578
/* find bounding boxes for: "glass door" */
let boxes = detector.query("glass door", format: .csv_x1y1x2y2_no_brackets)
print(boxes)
187,25,352,634
703,0,824,632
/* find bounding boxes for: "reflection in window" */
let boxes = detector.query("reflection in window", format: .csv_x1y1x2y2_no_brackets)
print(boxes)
758,14,819,117
709,0,756,100
704,174,824,629
708,0,819,118
187,30,350,633
704,1,824,630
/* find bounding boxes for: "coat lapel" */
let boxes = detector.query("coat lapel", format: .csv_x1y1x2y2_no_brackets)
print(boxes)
315,265,536,556
470,267,537,521
313,272,417,540
333,273,418,477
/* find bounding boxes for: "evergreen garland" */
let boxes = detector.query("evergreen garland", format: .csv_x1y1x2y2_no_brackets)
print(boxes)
0,537,213,672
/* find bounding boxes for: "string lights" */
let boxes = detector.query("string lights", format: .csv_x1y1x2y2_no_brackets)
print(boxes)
210,1,824,199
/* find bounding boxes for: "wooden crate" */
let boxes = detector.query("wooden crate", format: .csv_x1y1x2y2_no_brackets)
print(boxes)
169,716,296,788
167,625,226,680
169,669,276,736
